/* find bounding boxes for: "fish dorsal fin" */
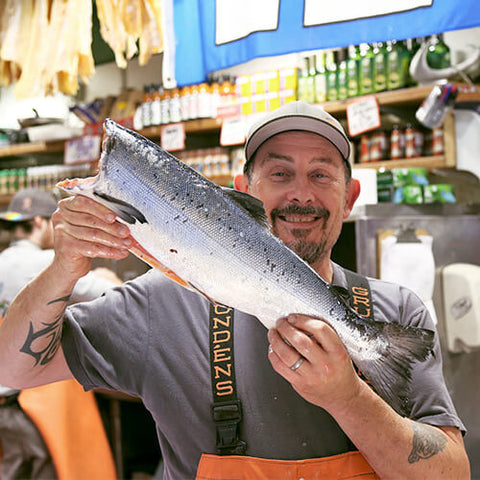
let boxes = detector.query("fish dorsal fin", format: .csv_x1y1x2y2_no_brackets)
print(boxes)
221,187,270,228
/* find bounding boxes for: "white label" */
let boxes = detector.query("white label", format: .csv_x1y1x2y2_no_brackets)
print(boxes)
161,123,185,151
64,135,101,165
346,95,381,137
220,117,247,146
304,0,432,26
215,0,279,45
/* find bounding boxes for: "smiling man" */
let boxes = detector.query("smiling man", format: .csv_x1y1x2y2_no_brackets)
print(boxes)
235,125,359,281
0,102,470,479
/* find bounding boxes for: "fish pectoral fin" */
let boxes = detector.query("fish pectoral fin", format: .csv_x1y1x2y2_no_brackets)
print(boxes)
129,242,191,288
93,191,147,224
129,240,216,303
221,187,270,228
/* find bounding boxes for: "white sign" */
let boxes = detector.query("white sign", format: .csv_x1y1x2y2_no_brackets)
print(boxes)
161,123,185,151
215,0,279,45
346,96,381,137
64,135,101,165
304,0,433,26
220,117,247,146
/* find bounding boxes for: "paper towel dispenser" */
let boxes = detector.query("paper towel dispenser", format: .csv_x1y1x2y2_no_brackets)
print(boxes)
441,263,480,353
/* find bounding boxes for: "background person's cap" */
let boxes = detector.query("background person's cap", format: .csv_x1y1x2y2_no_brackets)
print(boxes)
0,188,58,222
244,101,351,173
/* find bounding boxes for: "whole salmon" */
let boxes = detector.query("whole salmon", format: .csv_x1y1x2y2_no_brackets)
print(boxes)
58,119,434,415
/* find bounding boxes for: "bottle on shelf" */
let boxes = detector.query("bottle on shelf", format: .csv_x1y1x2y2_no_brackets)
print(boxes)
150,84,162,126
427,33,451,69
180,85,191,121
198,82,212,118
297,56,310,103
404,124,417,158
169,87,182,123
306,56,316,104
314,51,328,103
298,56,315,103
358,43,374,95
387,40,411,90
390,125,405,160
189,83,200,120
337,48,348,101
373,42,388,93
326,50,339,102
346,45,360,98
161,88,171,124
210,76,221,118
141,85,153,128
406,37,423,86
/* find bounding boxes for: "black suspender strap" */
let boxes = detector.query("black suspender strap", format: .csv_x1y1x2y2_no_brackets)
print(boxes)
343,268,375,322
342,269,376,388
209,303,247,456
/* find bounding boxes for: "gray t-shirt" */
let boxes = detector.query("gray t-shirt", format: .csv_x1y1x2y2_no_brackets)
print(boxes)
62,263,465,480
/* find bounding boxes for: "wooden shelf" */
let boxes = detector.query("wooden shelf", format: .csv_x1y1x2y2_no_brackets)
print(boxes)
1,84,475,170
0,139,66,158
319,85,435,115
353,155,449,171
139,117,222,138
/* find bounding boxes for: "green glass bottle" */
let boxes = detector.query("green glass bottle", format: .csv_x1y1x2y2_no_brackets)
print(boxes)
297,56,310,102
427,34,451,69
373,42,388,92
359,43,374,95
346,45,360,98
326,50,339,102
397,39,411,88
406,37,423,86
337,48,348,100
314,51,328,103
306,55,316,103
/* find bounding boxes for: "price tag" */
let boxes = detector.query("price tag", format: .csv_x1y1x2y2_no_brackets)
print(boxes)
346,95,381,137
64,135,101,165
161,123,185,151
220,117,247,146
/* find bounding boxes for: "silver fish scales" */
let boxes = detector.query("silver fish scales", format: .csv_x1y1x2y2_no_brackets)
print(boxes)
58,118,434,415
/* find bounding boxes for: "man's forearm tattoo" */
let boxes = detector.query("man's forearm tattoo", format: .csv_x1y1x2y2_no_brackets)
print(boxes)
408,420,447,463
19,295,70,366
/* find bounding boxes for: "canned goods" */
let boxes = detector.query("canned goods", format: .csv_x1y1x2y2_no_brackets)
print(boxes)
390,125,405,160
432,127,444,155
405,125,416,158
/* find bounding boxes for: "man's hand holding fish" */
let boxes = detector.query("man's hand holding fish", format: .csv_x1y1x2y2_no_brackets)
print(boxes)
0,102,470,479
52,194,132,280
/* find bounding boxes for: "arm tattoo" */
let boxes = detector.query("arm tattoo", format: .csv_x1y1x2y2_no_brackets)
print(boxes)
19,295,70,366
408,420,447,464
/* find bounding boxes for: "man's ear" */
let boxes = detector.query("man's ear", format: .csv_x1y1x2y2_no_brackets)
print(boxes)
233,173,249,193
32,215,45,229
343,178,361,219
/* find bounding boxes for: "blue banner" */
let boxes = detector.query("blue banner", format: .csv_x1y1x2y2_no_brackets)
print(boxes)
173,0,480,86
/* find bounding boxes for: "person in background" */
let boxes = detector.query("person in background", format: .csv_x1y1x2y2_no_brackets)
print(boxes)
0,188,122,480
0,104,470,479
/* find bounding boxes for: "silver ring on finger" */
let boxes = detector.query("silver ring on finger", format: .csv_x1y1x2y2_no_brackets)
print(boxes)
290,357,304,371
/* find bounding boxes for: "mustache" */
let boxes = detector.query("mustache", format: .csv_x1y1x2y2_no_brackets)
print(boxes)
270,204,330,221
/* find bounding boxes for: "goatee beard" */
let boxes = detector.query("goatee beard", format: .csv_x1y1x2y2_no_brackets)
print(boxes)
270,204,329,266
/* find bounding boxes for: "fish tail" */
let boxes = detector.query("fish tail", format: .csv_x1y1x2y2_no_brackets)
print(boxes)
359,322,434,415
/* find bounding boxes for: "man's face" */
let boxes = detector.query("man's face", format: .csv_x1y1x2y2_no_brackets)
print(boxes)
236,131,359,270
